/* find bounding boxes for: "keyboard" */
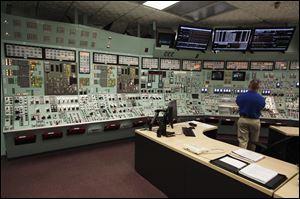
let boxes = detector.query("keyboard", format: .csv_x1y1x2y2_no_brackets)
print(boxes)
183,144,209,154
182,127,195,137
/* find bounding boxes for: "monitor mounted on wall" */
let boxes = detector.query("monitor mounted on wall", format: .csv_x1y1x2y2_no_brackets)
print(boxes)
249,27,295,51
212,28,252,51
175,25,212,51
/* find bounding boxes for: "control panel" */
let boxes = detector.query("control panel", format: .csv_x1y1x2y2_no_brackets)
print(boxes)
2,44,299,133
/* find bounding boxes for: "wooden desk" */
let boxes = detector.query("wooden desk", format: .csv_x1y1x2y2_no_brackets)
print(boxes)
269,126,299,137
268,126,299,164
135,122,299,197
274,174,299,198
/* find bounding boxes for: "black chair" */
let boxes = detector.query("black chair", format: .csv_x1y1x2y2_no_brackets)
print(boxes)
251,136,298,164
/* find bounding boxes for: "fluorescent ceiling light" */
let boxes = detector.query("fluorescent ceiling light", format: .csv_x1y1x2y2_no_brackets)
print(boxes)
143,1,179,10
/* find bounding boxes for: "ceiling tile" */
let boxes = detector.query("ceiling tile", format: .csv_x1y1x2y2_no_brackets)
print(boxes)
199,9,262,26
227,1,299,24
74,1,108,14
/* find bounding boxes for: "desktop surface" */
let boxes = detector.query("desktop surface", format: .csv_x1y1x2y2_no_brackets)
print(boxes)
135,121,299,197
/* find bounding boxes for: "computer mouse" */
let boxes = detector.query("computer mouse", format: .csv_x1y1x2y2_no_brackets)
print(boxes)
188,122,197,127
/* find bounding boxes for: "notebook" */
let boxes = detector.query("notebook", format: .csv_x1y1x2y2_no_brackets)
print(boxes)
239,163,278,184
232,148,264,162
219,156,247,169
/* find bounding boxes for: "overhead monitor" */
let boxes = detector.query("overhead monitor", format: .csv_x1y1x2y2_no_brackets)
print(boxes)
232,71,246,81
175,25,212,51
212,28,252,51
157,32,176,48
249,27,295,51
211,71,224,80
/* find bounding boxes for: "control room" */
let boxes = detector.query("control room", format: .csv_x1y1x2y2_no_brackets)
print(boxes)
1,1,299,198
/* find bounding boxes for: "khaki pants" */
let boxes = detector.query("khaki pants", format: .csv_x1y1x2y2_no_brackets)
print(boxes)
237,117,261,151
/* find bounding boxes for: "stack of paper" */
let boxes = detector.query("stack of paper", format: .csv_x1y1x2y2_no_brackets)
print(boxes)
239,163,278,184
232,148,264,162
219,156,247,169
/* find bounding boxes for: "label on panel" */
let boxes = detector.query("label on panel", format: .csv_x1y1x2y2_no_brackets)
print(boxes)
274,61,288,70
45,48,76,62
203,61,225,69
118,55,139,66
93,53,118,64
160,58,180,70
290,61,299,70
226,61,249,70
250,61,274,70
142,57,159,69
5,43,43,59
182,60,201,71
79,51,90,74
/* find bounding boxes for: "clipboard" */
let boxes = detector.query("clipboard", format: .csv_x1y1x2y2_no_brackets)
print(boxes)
210,155,287,190
210,155,248,174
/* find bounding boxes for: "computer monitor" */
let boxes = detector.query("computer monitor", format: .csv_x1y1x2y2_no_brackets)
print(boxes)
249,27,295,51
212,28,252,51
166,100,177,129
175,25,212,51
149,100,177,137
211,71,224,80
232,71,246,81
157,32,176,48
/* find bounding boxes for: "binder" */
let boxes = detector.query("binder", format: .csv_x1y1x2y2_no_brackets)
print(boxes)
210,155,287,190
210,155,248,174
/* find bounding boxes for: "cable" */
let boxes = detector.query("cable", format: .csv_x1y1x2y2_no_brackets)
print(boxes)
203,148,225,154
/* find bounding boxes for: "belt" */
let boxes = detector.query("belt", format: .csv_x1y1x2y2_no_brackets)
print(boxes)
240,115,258,119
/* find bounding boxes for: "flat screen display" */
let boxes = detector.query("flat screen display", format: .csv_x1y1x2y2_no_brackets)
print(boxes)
175,26,212,51
249,27,295,51
211,71,224,80
232,71,246,81
157,32,176,48
212,29,252,51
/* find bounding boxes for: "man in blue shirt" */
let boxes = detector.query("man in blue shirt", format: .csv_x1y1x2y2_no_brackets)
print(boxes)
236,80,266,151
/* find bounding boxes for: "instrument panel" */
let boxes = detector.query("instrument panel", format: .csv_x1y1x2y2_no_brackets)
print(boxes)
1,43,299,133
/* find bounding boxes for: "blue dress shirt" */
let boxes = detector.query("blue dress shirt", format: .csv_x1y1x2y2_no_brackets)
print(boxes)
236,90,266,119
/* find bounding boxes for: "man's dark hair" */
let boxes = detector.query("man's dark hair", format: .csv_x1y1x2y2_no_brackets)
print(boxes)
249,79,260,91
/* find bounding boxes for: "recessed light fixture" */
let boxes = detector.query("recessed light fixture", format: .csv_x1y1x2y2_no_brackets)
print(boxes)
143,1,179,10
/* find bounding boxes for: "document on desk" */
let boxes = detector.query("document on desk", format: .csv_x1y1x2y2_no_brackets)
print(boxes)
219,156,247,169
239,163,278,184
232,148,264,162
